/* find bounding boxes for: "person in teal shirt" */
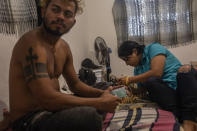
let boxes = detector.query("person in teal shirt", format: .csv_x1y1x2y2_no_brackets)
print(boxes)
134,42,182,90
118,41,197,131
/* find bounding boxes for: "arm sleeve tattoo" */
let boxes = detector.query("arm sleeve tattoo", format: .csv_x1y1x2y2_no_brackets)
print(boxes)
24,47,49,83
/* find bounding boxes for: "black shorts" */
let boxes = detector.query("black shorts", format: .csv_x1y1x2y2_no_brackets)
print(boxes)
12,110,52,131
11,107,102,131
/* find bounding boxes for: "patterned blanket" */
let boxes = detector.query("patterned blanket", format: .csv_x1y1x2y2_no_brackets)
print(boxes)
103,103,183,131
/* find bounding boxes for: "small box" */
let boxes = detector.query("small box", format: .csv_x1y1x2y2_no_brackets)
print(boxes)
92,68,103,83
111,87,127,98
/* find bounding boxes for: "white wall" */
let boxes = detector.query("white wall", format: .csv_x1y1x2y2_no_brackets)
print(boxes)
85,0,197,77
169,42,197,65
0,35,16,108
0,8,88,107
86,0,133,77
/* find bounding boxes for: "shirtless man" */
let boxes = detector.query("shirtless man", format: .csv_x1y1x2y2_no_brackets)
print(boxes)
7,0,121,130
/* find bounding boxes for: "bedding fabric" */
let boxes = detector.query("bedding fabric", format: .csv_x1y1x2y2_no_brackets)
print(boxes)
103,104,183,131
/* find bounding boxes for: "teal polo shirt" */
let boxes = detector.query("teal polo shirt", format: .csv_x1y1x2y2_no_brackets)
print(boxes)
134,43,182,90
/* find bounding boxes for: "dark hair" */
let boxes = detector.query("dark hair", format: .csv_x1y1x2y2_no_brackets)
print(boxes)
40,0,83,14
118,41,145,58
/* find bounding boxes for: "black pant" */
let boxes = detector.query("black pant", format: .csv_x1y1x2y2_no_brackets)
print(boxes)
142,77,179,117
142,69,197,123
177,67,197,122
12,106,102,131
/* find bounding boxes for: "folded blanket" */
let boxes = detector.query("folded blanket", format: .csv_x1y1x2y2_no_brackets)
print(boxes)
103,104,183,131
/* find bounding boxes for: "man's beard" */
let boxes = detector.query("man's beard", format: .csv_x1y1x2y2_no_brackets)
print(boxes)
43,18,65,37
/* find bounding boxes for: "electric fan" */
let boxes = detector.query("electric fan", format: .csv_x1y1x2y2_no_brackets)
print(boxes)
94,37,112,82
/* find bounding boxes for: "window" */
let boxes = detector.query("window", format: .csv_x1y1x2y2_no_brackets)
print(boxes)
113,0,197,47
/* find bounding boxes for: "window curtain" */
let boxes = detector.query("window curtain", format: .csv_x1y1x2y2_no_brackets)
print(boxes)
113,0,197,47
0,0,41,37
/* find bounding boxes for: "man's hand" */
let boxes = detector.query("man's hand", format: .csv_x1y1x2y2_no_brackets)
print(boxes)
98,89,121,113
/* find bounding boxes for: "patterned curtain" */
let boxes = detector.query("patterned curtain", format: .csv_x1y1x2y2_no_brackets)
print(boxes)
113,0,197,47
0,0,41,37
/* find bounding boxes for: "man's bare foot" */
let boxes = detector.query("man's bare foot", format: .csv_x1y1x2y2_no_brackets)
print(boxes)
182,120,197,131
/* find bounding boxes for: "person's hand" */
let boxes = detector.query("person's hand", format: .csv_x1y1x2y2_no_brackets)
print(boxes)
98,89,121,113
124,86,132,97
106,86,114,92
116,76,129,85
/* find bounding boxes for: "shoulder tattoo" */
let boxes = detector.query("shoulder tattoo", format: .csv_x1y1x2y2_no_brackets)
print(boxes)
24,47,49,83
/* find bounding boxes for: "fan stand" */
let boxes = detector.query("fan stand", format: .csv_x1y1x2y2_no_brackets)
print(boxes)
106,53,111,82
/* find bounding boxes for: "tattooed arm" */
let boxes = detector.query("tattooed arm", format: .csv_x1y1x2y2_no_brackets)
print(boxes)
22,45,119,112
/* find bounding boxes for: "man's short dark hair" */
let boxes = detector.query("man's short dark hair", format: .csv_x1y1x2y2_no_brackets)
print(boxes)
118,41,145,58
